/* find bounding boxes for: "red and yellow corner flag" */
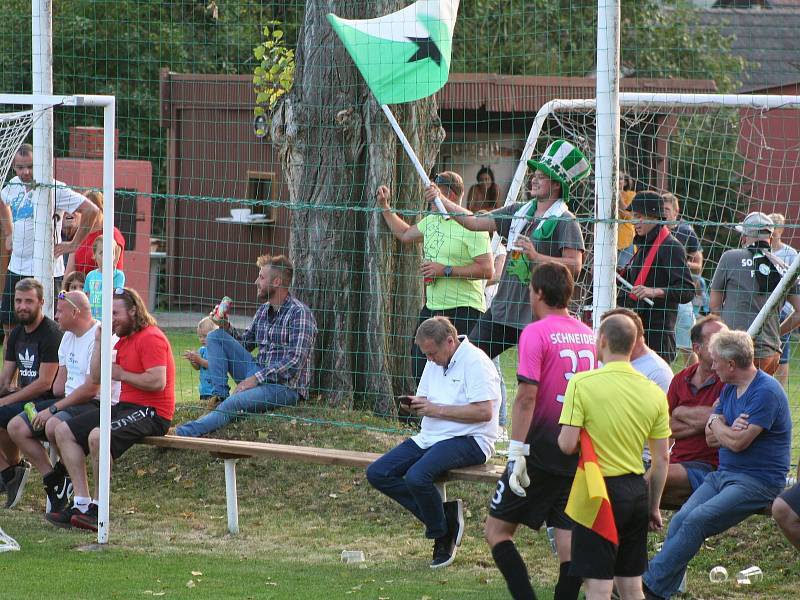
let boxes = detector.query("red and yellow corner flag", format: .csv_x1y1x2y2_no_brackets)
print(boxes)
565,429,618,545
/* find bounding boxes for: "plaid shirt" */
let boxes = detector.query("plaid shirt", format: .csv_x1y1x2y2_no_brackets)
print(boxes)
232,294,317,398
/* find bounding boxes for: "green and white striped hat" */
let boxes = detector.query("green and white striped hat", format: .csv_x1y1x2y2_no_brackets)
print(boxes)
527,139,591,202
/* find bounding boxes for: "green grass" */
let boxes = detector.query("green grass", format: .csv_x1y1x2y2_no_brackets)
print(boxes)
2,329,800,598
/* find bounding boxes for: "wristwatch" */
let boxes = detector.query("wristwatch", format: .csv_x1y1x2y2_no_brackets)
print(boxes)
443,265,453,278
49,404,59,415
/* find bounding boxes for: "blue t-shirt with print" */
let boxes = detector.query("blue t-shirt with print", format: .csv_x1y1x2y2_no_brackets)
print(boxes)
198,345,213,397
84,269,125,319
714,370,791,489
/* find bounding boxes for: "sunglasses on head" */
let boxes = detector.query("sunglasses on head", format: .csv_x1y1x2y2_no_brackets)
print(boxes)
57,291,80,312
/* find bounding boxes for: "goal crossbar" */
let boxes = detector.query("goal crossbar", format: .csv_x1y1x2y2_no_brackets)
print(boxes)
505,92,800,339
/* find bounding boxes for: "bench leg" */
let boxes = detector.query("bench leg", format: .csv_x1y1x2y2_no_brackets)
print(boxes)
224,459,240,535
435,481,447,503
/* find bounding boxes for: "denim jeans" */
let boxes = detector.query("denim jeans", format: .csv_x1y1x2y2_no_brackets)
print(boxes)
205,328,261,398
176,383,299,437
366,436,485,539
643,470,782,598
494,356,507,427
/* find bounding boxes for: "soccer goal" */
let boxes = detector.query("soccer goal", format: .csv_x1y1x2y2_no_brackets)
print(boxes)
501,93,800,331
0,93,116,544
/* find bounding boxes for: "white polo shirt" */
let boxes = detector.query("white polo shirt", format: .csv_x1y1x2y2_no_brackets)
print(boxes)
413,336,501,459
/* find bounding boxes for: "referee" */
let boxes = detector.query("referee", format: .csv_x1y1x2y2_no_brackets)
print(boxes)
558,314,671,599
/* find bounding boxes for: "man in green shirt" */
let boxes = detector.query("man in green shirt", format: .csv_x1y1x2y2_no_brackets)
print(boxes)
377,172,493,381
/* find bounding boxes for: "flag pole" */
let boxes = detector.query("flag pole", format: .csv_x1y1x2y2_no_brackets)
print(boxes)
380,104,449,219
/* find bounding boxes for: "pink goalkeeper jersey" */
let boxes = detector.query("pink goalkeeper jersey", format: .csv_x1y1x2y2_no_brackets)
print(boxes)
517,314,597,475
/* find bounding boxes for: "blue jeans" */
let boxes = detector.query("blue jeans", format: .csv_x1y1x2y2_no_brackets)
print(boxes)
366,436,485,539
205,328,260,398
176,383,298,437
643,470,781,598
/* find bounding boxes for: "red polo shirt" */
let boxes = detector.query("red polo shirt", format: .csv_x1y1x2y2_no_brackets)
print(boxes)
667,362,724,466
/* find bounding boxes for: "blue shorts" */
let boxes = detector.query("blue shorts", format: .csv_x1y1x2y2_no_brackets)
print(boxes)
675,302,695,350
779,483,800,515
680,460,716,491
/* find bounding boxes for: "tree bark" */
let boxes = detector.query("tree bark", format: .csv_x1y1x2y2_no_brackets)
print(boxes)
271,1,445,412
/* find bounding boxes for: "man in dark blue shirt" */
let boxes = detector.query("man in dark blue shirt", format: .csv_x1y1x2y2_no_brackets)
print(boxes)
643,329,791,599
174,255,317,437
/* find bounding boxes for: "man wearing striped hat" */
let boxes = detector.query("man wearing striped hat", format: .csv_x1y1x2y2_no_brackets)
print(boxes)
431,139,590,358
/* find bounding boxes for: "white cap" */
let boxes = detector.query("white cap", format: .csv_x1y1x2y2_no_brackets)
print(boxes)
735,211,774,237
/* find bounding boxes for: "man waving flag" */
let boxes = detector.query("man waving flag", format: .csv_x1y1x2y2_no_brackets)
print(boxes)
327,0,459,105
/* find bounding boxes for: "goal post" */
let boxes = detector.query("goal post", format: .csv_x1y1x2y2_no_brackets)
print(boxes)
0,92,115,544
502,92,800,335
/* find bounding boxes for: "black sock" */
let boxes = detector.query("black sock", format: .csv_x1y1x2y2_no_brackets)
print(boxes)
553,561,583,600
491,540,537,600
53,461,66,476
43,469,60,488
1,467,15,484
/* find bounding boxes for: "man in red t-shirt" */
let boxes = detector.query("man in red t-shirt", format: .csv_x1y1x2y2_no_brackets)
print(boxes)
48,287,175,531
658,315,727,507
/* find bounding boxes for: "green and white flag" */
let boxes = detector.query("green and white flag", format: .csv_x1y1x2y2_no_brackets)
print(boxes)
327,1,459,105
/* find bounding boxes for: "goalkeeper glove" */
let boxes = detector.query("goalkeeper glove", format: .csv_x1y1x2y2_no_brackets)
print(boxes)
507,440,531,497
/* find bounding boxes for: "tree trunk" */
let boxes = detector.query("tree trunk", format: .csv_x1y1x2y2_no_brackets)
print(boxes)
271,1,445,412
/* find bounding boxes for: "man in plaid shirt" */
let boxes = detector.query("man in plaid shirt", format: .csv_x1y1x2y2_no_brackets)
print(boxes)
175,255,317,437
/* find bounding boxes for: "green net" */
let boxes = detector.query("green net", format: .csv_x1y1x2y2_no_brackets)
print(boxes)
0,1,799,462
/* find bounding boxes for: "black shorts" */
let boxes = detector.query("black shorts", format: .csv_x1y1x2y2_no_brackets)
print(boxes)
1,272,63,325
569,474,649,580
489,464,574,530
0,396,57,428
66,402,170,460
468,309,524,359
779,483,800,516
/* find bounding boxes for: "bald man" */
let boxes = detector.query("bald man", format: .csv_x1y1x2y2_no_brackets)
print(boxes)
8,290,104,514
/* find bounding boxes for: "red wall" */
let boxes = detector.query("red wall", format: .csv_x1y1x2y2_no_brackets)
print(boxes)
55,158,153,303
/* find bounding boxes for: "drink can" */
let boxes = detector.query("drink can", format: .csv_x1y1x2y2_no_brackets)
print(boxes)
212,296,233,324
510,249,522,260
423,277,434,285
24,402,39,429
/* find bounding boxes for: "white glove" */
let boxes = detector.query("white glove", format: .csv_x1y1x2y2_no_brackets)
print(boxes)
507,440,531,497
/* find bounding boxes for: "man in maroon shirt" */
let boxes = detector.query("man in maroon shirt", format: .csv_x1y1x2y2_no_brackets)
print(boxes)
658,315,727,507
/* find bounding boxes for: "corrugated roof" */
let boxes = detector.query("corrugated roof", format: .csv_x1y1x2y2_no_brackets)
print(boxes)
437,73,716,112
696,8,800,91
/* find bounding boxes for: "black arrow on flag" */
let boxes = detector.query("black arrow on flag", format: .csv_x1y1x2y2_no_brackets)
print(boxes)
407,36,442,66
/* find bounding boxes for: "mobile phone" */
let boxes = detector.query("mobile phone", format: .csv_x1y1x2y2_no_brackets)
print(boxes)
396,395,413,407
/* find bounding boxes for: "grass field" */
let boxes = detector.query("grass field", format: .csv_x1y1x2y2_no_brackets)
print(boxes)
1,328,799,599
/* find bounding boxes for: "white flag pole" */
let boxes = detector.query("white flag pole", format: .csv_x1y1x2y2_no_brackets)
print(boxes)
380,104,449,219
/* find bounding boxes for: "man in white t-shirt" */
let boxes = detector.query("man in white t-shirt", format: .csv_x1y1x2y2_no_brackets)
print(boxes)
7,290,114,515
604,307,674,394
0,143,99,337
366,317,500,569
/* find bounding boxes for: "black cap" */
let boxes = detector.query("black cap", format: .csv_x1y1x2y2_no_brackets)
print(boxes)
629,191,664,219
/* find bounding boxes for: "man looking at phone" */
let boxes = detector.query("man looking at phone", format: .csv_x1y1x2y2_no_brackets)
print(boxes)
366,317,500,569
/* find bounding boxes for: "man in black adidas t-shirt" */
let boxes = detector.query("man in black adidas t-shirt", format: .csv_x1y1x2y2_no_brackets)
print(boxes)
0,277,62,508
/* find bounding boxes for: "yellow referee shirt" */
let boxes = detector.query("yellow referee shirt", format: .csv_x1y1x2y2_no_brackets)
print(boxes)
559,361,671,476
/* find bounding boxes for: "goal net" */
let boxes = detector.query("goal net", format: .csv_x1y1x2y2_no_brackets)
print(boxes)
0,109,36,183
517,94,800,338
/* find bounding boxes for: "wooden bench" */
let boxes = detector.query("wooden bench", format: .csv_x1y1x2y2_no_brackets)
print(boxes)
140,435,504,534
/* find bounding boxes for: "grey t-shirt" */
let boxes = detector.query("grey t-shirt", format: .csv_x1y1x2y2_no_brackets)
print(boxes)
489,202,585,330
711,248,799,356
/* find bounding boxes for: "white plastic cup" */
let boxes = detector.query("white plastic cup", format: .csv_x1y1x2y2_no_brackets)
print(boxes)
709,566,728,583
340,550,365,564
737,566,763,584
